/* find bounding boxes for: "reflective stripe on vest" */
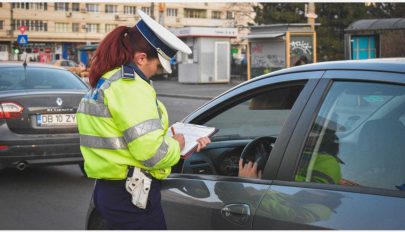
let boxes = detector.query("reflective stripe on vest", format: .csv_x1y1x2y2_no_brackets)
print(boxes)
143,139,169,167
77,99,111,117
80,134,127,149
123,118,163,143
311,170,335,184
81,133,169,167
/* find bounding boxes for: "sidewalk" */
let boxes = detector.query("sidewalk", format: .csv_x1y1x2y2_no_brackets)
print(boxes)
152,79,243,100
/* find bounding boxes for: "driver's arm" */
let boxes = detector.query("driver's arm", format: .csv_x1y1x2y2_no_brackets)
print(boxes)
239,159,262,179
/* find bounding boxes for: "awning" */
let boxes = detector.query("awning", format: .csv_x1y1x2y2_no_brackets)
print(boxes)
246,32,285,39
346,18,405,31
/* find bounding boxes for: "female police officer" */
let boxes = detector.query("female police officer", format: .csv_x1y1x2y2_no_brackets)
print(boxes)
76,10,210,229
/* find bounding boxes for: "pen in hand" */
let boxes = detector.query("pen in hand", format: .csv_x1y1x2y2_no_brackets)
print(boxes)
171,127,185,150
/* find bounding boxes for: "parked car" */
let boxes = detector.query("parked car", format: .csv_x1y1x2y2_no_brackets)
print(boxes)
86,59,405,229
0,62,88,172
52,59,89,79
52,59,78,69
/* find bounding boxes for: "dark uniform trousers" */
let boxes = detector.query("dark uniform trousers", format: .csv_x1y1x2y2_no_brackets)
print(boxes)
94,178,167,230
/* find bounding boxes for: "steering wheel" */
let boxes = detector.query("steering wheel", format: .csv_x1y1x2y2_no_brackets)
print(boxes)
240,136,275,171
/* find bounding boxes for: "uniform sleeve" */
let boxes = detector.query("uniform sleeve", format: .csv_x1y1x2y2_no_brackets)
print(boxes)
105,79,180,170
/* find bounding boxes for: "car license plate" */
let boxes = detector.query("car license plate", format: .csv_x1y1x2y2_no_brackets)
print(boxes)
37,114,77,127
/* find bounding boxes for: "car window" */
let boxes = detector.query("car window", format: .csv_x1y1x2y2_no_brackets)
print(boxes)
0,67,88,91
295,81,405,191
203,84,304,141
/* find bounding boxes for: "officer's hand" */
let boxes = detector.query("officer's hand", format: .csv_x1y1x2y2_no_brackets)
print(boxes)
339,178,360,186
238,159,262,179
173,134,185,150
196,136,211,152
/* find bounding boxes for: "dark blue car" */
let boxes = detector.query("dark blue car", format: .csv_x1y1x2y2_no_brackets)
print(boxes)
87,59,405,229
0,62,88,172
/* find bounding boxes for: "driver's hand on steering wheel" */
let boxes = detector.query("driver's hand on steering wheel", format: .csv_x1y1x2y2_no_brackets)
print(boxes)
196,136,211,152
238,159,262,179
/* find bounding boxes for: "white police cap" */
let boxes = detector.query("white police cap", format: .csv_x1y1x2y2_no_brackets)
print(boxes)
136,9,192,74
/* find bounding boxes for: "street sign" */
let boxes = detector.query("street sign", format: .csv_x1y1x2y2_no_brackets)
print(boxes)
17,34,28,45
18,26,27,34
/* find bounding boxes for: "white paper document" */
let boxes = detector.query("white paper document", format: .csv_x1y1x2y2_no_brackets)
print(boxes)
167,122,217,158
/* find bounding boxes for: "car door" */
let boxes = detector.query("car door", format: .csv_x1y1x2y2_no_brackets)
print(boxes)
161,71,324,229
253,70,405,229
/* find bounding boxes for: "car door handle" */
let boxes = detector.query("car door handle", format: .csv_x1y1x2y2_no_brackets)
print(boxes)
221,204,251,225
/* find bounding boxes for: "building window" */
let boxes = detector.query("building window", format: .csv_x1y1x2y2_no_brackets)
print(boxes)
105,4,117,14
72,3,80,12
86,23,99,33
86,4,99,12
124,6,136,15
0,21,3,30
28,3,47,10
55,23,69,32
184,8,207,18
0,45,8,52
13,19,47,32
141,7,152,15
55,2,69,11
226,11,235,19
12,2,31,9
72,23,79,32
166,8,178,17
105,24,117,33
212,11,221,19
0,3,2,8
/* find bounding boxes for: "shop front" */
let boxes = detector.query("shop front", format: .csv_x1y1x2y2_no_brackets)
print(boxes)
171,27,237,84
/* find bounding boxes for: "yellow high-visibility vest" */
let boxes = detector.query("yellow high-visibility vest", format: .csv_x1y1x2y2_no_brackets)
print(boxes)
76,65,180,180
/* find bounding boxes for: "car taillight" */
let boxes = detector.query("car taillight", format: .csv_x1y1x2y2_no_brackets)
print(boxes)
0,102,24,119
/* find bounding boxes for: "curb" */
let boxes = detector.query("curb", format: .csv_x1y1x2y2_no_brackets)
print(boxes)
157,93,214,100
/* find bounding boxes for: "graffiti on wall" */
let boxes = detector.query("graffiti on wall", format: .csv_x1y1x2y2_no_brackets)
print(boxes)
289,35,314,66
251,41,285,68
290,40,312,55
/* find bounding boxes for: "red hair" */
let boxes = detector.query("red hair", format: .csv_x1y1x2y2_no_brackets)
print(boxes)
88,26,158,87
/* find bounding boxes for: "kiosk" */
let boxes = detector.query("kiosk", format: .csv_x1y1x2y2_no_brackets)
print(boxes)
246,24,317,80
171,27,237,83
344,18,405,60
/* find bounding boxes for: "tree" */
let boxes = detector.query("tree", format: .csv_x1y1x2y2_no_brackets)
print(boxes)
253,3,307,25
316,3,370,61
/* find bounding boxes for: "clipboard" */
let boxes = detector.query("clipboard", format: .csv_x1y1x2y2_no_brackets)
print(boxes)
167,122,218,159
